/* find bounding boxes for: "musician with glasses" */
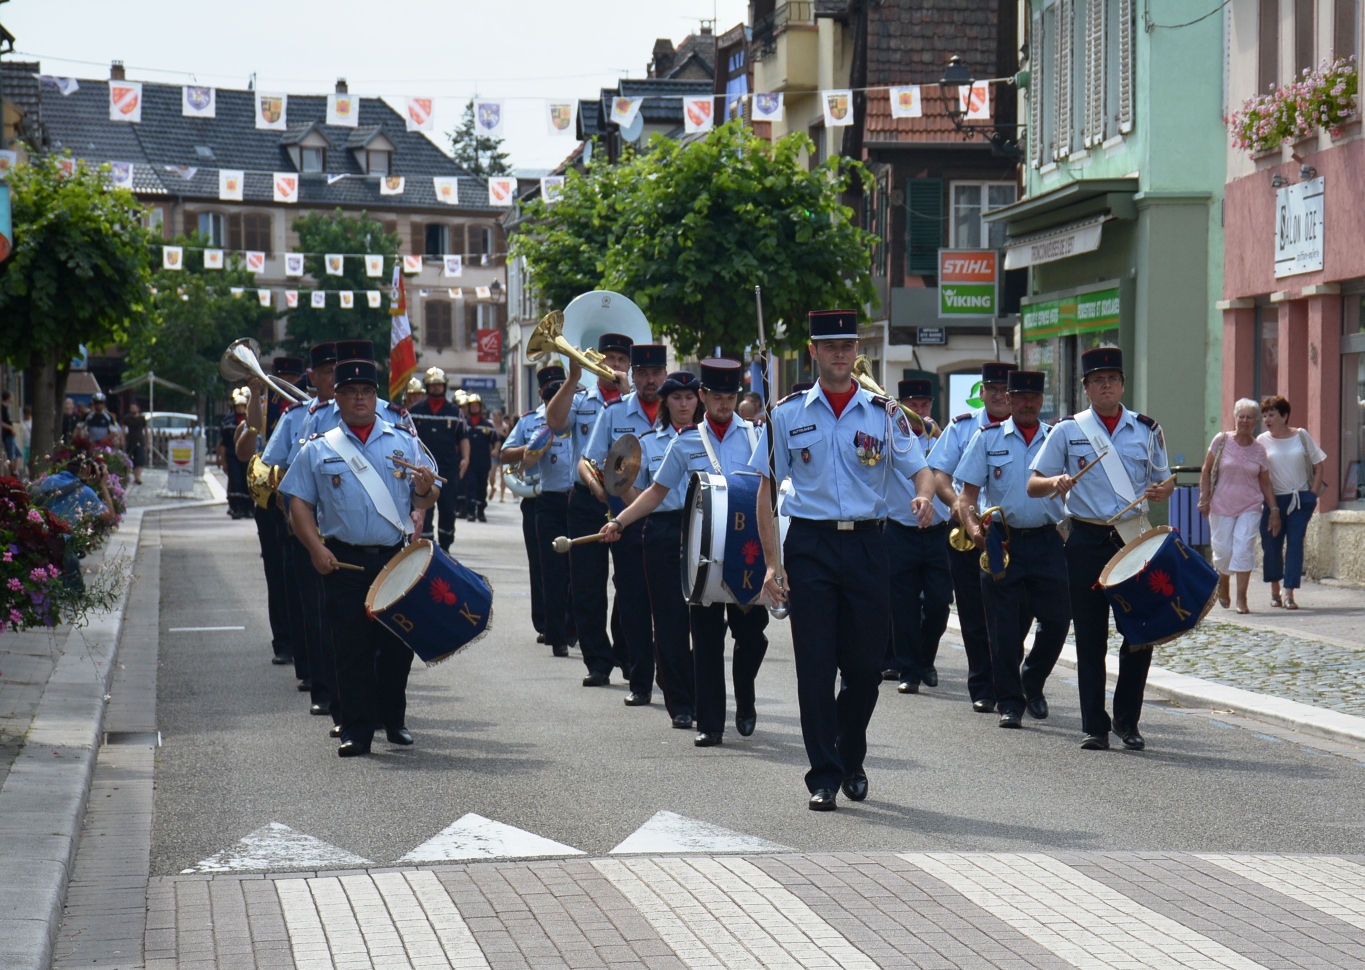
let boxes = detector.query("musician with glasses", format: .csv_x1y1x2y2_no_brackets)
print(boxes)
281,358,438,758
1027,347,1173,752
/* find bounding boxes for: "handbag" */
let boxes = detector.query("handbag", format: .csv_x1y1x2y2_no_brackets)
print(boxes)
1207,431,1229,498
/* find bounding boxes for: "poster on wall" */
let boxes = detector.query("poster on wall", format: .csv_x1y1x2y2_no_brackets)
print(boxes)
1275,177,1324,278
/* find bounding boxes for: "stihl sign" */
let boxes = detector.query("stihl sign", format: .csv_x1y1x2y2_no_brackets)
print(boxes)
939,249,998,318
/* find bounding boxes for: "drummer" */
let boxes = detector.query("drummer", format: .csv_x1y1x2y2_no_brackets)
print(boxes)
280,357,439,758
955,370,1069,730
598,370,704,731
298,340,419,441
1027,347,1173,751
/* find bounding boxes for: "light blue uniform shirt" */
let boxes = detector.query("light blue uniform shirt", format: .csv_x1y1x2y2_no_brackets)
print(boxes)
279,416,434,547
300,397,414,442
656,418,759,489
1029,407,1170,523
887,427,950,528
506,405,573,493
502,409,542,452
261,398,315,468
956,418,1063,529
569,385,624,469
585,392,657,467
746,385,926,521
927,406,993,477
635,424,688,512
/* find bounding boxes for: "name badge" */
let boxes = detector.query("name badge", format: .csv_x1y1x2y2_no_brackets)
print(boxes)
987,449,1009,456
790,424,816,436
323,456,344,464
614,427,635,434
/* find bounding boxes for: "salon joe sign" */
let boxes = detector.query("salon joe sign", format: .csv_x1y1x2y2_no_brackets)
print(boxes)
1274,177,1324,278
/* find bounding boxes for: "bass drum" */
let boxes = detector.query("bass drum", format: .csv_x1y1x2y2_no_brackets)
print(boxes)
682,472,790,607
365,540,494,664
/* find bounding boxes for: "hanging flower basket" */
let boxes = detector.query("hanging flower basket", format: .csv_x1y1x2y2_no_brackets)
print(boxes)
1227,57,1357,156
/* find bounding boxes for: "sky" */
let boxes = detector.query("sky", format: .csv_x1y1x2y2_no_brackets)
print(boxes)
1,0,752,171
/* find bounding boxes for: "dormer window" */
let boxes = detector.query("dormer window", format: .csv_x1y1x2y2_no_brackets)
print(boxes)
347,126,396,175
301,147,326,173
282,123,332,173
367,150,390,175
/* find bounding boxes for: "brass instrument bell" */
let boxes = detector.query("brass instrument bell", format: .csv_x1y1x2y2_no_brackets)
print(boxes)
527,311,629,391
851,355,926,437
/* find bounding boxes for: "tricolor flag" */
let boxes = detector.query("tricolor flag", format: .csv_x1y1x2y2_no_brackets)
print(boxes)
388,267,417,401
406,97,435,132
204,250,224,270
888,85,923,119
683,96,714,134
610,96,643,128
487,176,516,207
182,86,216,118
403,255,423,274
327,92,358,127
365,254,384,277
109,80,142,123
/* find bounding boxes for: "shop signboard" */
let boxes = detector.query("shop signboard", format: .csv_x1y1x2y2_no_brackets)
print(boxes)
167,438,195,493
916,327,947,345
938,249,998,318
1274,177,1324,278
1020,287,1121,341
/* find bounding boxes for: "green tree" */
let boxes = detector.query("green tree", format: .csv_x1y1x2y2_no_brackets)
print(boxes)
0,155,156,460
449,99,513,177
283,209,401,379
122,237,279,411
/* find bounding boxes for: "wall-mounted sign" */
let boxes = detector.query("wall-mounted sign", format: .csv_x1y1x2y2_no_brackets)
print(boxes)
1004,215,1108,270
1021,286,1120,341
938,249,998,318
916,327,947,345
1274,176,1324,278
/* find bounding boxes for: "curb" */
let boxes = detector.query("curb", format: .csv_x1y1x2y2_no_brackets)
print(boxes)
0,509,146,970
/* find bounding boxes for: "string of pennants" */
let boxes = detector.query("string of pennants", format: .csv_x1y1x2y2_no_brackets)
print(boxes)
159,249,485,279
150,282,494,310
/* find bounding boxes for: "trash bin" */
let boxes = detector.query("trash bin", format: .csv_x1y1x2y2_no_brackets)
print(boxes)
1169,484,1209,546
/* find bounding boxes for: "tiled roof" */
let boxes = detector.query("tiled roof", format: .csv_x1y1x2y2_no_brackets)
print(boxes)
665,32,717,79
864,87,966,142
867,0,1005,84
611,78,714,125
0,62,44,147
37,77,496,210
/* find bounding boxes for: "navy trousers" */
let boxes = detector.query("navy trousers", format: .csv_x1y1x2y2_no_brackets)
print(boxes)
534,490,572,648
568,484,622,676
460,462,490,518
691,601,769,736
285,532,337,714
610,519,654,696
948,541,995,703
884,520,953,684
643,511,693,719
253,503,294,663
520,497,545,635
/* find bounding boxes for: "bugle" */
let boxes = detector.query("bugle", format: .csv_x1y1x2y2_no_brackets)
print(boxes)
852,356,926,437
526,311,629,392
220,338,310,404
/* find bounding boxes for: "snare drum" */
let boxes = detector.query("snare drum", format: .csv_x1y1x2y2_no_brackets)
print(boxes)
1097,526,1217,649
682,472,790,606
365,539,494,664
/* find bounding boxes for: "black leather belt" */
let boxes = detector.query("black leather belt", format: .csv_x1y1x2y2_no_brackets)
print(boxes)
1011,524,1059,539
792,517,886,532
1070,519,1120,535
326,539,403,556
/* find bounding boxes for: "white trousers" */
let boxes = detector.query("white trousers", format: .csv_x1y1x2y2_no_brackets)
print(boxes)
1209,509,1260,574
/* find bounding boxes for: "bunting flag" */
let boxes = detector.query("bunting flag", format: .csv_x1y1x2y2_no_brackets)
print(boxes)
960,82,990,120
380,175,405,196
255,92,287,130
541,176,565,204
442,255,463,278
402,255,423,274
230,287,244,298
162,246,184,270
108,162,134,189
109,80,142,123
326,173,349,185
433,177,460,205
888,85,923,119
285,253,304,277
683,96,714,134
419,289,431,297
327,92,359,127
204,249,224,269
447,287,462,299
388,266,416,400
340,291,354,309
473,99,505,137
257,289,271,307
325,254,344,276
367,290,382,308
752,93,784,122
405,97,435,132
547,101,577,136
182,86,216,118
365,254,384,277
0,151,15,178
610,96,643,128
822,89,854,128
165,165,198,180
219,169,244,201
273,173,298,203
286,290,299,308
311,291,326,308
475,286,491,299
57,159,77,178
487,176,516,207
246,251,265,274
34,74,79,96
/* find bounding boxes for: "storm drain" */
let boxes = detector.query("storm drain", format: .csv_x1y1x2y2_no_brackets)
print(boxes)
102,731,162,746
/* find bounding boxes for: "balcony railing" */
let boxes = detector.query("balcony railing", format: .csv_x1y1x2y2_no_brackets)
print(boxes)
751,0,814,62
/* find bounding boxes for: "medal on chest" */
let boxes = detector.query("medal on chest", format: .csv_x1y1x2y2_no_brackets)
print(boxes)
854,430,883,466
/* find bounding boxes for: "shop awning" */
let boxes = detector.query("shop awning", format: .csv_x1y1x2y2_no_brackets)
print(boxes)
1003,214,1112,271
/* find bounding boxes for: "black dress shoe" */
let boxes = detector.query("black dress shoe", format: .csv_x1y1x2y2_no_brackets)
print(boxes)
297,679,312,691
1080,733,1110,750
1114,725,1145,750
337,740,370,757
735,708,756,737
671,713,694,729
881,669,900,681
271,652,292,665
582,670,610,687
972,699,996,714
1025,695,1049,720
477,511,487,522
329,724,341,738
551,643,569,658
536,633,546,644
386,727,414,746
841,769,869,802
998,711,1023,729
897,680,919,694
808,789,838,812
694,732,722,747
623,692,652,706
922,666,939,688
309,703,330,716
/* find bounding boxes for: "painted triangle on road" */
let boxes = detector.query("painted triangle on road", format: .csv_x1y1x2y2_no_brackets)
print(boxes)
397,813,585,863
181,822,373,874
610,810,793,855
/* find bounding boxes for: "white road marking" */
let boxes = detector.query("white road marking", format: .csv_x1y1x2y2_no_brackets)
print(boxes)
595,856,878,969
167,625,246,631
610,810,792,855
1197,854,1365,932
901,852,1269,970
181,822,372,873
397,812,583,863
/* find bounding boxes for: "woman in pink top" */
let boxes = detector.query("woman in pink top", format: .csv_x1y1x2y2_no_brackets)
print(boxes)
1198,399,1279,613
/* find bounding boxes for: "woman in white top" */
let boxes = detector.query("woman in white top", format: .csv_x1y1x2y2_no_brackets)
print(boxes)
1258,395,1327,609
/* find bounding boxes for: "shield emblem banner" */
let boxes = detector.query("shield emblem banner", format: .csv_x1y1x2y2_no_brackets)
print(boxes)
550,104,572,131
186,86,212,111
408,98,433,130
112,86,139,115
335,97,353,117
260,97,283,124
477,102,501,131
827,94,848,121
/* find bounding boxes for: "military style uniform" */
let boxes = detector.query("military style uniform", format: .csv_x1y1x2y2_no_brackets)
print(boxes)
462,409,498,522
409,396,467,549
503,407,548,637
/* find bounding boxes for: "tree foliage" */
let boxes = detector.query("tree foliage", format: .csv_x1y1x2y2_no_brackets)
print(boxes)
512,122,877,357
449,99,513,177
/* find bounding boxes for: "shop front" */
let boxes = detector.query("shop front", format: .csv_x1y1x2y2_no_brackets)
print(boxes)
1019,282,1126,424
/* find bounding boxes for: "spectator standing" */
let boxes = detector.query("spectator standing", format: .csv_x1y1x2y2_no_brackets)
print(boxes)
1258,396,1327,609
1198,398,1279,613
82,393,120,447
1,390,18,461
124,402,149,486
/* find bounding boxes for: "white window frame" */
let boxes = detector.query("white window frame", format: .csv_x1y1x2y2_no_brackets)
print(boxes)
948,180,1018,249
198,212,225,247
301,146,325,173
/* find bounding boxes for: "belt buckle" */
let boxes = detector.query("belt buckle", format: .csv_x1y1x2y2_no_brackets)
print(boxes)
837,520,854,531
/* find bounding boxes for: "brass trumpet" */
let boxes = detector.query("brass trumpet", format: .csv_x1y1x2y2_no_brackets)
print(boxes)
852,356,926,437
526,311,629,392
977,506,1010,577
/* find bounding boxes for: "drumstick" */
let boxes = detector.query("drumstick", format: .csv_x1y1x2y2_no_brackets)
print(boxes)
1047,449,1107,498
389,455,448,485
1106,475,1177,524
332,561,365,572
552,534,605,554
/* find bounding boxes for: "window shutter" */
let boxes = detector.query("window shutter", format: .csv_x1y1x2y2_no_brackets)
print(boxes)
905,177,943,277
1087,0,1105,146
463,301,478,348
1055,0,1073,158
382,220,398,243
410,221,425,256
1118,0,1134,133
1030,10,1045,167
227,213,243,252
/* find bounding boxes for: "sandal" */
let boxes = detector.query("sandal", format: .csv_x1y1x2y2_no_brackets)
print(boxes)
1237,603,1251,614
1285,600,1299,610
1218,594,1231,609
1270,595,1283,608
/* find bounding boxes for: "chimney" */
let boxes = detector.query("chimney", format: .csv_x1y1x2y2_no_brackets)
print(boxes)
335,77,348,94
110,60,125,81
650,39,675,78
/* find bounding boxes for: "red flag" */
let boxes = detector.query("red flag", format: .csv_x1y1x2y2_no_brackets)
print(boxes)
388,267,416,400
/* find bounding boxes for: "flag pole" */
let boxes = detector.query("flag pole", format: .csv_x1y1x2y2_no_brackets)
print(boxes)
754,286,788,620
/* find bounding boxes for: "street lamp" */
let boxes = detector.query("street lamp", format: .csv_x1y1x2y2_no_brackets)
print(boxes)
936,55,1022,163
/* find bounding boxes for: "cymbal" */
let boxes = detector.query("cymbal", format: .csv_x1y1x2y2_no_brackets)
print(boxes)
603,433,641,497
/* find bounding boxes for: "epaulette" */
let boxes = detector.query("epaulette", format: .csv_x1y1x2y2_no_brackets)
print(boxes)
521,409,536,418
1054,414,1076,424
982,421,1004,431
1136,413,1158,429
871,394,893,409
679,423,698,433
307,432,323,441
280,400,298,413
952,413,974,424
775,391,803,406
308,400,327,414
385,402,410,419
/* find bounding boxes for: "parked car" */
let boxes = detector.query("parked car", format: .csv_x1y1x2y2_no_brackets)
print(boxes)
145,412,199,432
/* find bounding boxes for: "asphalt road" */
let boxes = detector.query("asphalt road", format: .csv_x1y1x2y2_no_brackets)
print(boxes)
150,500,1365,876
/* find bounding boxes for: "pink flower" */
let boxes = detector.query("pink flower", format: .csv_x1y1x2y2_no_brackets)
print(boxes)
26,509,42,524
7,578,22,592
46,564,59,578
8,609,22,624
2,552,11,562
29,567,49,584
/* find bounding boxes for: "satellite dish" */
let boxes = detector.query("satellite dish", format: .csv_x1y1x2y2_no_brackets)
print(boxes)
620,113,644,144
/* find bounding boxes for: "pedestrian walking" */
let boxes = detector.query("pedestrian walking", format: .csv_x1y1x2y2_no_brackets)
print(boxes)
1257,396,1327,609
124,402,149,485
1197,398,1279,614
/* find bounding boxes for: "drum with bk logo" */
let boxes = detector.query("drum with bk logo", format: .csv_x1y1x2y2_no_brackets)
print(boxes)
365,539,494,663
1097,526,1218,649
682,472,790,607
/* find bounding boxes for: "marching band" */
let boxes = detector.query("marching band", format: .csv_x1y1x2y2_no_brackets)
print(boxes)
232,293,1203,811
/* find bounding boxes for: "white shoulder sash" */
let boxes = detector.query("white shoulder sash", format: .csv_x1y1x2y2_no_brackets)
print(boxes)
697,419,759,476
1073,409,1137,507
323,427,412,537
